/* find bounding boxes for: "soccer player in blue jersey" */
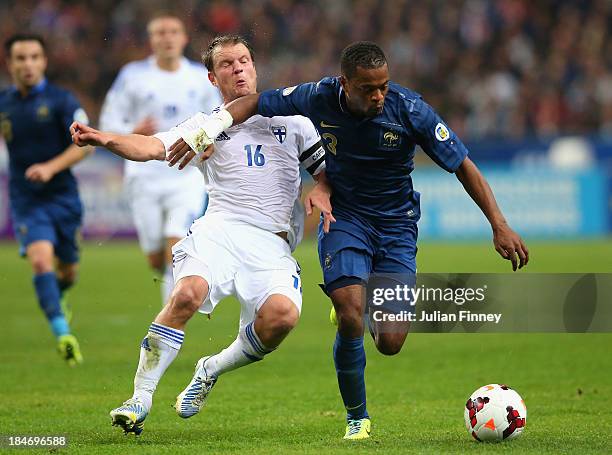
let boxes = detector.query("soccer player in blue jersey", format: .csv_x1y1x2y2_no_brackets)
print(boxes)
0,34,92,365
166,41,529,439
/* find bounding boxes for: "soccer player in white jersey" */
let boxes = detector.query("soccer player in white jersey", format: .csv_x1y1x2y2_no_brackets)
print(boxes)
99,14,221,304
71,35,334,435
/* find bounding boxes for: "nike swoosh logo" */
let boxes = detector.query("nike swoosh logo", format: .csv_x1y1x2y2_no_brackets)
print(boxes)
320,121,340,129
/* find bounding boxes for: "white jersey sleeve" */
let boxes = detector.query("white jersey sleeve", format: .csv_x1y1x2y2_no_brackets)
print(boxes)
293,116,325,176
99,66,135,134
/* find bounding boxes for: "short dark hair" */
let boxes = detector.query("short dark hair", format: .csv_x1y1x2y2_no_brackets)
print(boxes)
340,41,387,79
146,12,185,33
4,33,46,57
202,34,255,71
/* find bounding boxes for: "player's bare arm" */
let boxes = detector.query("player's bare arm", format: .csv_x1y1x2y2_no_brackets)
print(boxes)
25,143,93,183
71,121,166,162
455,156,529,271
305,170,336,233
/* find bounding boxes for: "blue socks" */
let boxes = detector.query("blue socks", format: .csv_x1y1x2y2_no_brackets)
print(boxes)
33,272,69,337
333,332,369,421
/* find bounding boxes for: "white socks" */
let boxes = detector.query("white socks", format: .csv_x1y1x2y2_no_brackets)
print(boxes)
132,322,184,410
203,321,273,378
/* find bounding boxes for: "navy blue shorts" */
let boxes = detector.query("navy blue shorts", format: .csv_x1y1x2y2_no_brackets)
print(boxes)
11,193,83,264
317,215,417,294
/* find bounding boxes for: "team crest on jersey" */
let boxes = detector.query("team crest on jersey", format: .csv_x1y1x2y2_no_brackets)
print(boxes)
324,253,332,270
36,104,50,121
282,86,297,96
435,122,450,141
271,125,286,144
379,128,402,149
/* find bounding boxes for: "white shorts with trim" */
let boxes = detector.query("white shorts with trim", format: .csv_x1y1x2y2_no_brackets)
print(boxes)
125,172,206,254
171,212,302,325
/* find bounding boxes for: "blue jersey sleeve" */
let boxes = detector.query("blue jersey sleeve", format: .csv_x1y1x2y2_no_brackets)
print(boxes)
59,91,88,136
258,82,317,117
407,97,468,173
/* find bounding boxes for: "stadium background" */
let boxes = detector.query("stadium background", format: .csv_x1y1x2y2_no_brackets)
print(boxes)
1,0,611,453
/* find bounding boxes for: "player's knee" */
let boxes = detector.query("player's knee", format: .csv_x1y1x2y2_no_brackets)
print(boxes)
30,257,53,274
376,335,405,356
147,252,164,273
267,302,299,336
170,285,203,315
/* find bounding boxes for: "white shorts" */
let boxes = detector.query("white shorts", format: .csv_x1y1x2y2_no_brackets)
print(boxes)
125,172,206,254
171,212,302,326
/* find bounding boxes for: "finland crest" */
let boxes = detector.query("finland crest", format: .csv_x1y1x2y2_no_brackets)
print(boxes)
271,125,286,144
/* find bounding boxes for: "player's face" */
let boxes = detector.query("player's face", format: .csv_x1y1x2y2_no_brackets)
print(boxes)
148,17,188,60
6,40,47,89
341,64,390,118
208,43,257,103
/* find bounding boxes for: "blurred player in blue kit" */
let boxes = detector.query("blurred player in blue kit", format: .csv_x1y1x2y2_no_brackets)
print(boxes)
0,34,92,365
152,41,531,439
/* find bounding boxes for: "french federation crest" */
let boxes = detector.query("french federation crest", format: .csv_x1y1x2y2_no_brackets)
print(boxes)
271,125,286,144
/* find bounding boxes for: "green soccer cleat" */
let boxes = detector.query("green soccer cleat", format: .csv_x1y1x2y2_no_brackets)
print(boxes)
344,418,371,440
57,334,83,366
330,306,338,326
59,295,72,324
110,398,148,435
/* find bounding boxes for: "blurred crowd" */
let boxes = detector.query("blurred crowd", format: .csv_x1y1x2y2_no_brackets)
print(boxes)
1,0,611,141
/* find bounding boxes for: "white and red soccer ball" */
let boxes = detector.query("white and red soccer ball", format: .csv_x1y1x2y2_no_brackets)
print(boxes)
464,384,527,442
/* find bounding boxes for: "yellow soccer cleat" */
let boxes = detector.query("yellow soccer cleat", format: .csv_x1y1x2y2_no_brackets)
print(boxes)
57,334,83,366
344,418,371,440
330,306,338,326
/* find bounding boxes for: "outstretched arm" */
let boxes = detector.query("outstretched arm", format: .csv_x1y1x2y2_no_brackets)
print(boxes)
70,121,165,162
455,157,529,271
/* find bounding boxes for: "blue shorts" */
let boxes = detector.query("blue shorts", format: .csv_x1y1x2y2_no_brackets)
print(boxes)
11,193,83,264
317,215,417,294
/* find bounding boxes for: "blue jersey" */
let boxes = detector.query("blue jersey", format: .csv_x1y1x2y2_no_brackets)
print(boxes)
258,77,468,231
0,79,86,200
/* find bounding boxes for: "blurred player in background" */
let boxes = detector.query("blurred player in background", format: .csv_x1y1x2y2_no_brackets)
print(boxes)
71,34,333,435
0,33,93,365
99,13,221,304
166,41,530,440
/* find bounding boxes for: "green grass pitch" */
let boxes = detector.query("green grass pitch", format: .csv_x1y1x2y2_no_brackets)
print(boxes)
1,239,611,454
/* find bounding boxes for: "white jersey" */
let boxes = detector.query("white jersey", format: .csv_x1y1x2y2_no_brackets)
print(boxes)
100,56,221,179
155,112,325,250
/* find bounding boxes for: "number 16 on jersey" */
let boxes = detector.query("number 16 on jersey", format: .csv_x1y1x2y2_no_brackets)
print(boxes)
245,144,265,167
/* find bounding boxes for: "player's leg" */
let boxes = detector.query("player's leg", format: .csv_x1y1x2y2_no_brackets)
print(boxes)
126,177,166,300
175,231,302,418
319,220,373,439
161,174,206,303
110,273,209,434
369,225,418,355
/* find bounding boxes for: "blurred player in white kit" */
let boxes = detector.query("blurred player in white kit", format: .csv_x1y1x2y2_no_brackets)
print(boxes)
99,13,221,303
72,35,334,435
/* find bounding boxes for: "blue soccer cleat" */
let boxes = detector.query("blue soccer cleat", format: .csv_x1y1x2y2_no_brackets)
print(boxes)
110,398,148,435
175,356,217,418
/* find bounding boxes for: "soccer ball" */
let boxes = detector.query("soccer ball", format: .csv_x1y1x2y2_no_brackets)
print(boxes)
464,384,526,442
